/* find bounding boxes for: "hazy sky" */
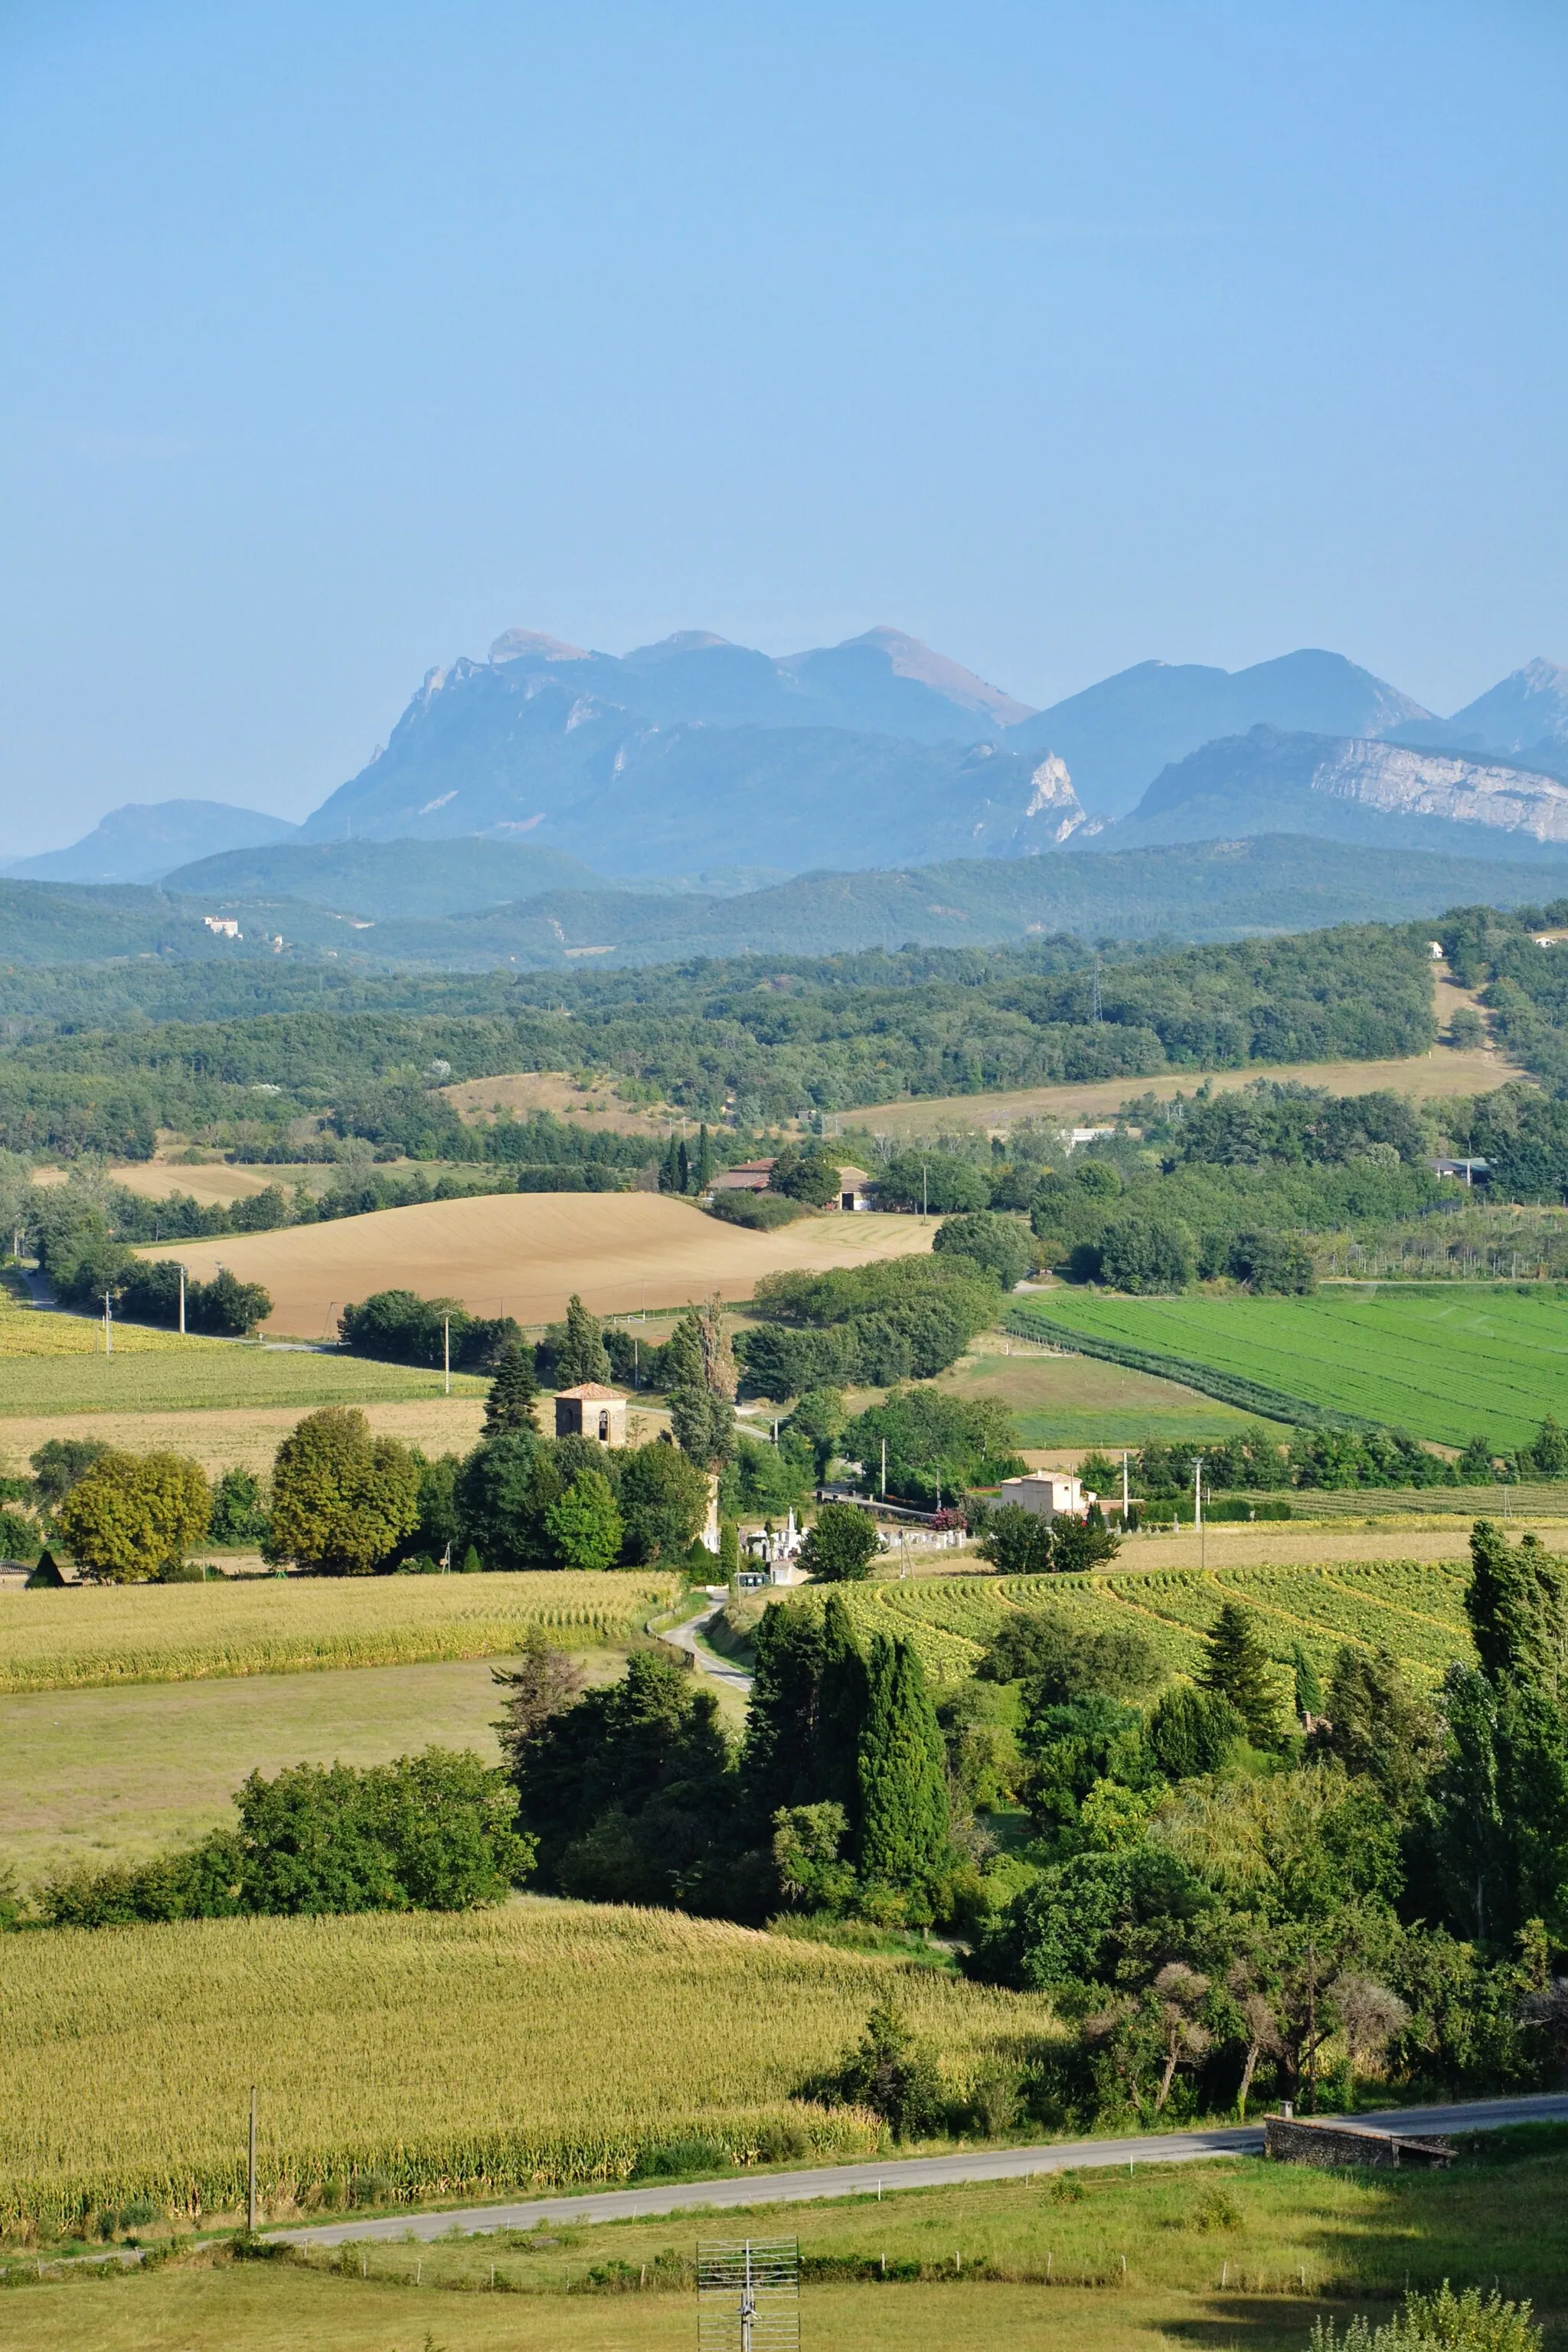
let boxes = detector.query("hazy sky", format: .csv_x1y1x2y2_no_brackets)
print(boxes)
2,0,1565,855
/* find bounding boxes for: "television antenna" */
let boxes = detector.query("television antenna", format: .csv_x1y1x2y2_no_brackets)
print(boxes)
697,2239,799,2352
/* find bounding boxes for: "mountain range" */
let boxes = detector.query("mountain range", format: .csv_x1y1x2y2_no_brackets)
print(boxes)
5,626,1567,894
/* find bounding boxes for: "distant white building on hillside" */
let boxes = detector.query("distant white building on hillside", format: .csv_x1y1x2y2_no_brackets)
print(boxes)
998,1471,1096,1521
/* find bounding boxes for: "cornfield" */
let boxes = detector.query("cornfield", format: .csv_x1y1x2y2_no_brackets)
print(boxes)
0,1897,1057,2230
0,1570,678,1694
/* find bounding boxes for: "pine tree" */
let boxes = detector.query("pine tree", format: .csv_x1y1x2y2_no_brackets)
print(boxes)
694,1124,714,1193
1197,1602,1282,1743
483,1341,540,1437
855,1633,950,1912
555,1294,610,1387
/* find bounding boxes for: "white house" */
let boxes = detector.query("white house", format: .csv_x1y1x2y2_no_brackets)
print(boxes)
998,1471,1096,1522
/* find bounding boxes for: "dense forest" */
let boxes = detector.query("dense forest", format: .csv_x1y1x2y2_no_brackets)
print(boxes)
0,923,1436,1158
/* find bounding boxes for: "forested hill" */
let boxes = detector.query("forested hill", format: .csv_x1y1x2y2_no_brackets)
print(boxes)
0,923,1436,1158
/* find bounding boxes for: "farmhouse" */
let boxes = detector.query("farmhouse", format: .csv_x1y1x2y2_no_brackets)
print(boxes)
710,1158,776,1195
836,1164,875,1210
998,1470,1096,1521
554,1383,629,1446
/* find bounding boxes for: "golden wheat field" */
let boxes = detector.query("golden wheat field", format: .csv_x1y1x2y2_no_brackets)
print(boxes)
0,1571,677,1694
0,1898,1055,2228
135,1191,935,1338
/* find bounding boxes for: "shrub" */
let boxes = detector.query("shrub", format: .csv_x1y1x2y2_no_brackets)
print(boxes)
828,1996,946,2138
338,1289,518,1370
707,1191,808,1230
209,1467,269,1547
799,1503,880,1583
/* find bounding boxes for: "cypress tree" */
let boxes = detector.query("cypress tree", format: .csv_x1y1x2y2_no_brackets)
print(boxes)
1197,1602,1281,1743
855,1634,950,1909
1467,1521,1568,1698
678,1138,691,1193
742,1602,830,1821
815,1592,871,1832
660,1135,681,1194
1291,1641,1323,1722
694,1124,714,1193
556,1294,610,1387
483,1341,540,1437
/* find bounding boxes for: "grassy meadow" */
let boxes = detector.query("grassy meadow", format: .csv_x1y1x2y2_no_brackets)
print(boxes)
0,1654,540,1883
791,1557,1477,1689
0,1897,1050,2230
0,1570,677,1694
1012,1286,1568,1450
0,1393,491,1478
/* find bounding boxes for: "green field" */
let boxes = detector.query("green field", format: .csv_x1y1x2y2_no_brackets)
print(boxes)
934,1334,1289,1446
5,2130,1566,2352
0,1345,489,1417
801,1557,1477,1689
1011,1287,1568,1449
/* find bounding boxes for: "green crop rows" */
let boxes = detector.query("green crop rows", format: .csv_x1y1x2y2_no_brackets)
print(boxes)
796,1557,1481,1688
1008,1288,1568,1450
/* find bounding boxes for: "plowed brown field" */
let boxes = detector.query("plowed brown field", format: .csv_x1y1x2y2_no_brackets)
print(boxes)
136,1194,933,1338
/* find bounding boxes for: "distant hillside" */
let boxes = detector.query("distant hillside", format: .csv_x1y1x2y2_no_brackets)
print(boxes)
1097,728,1568,862
1002,651,1431,819
164,836,606,919
194,835,1568,969
3,799,298,885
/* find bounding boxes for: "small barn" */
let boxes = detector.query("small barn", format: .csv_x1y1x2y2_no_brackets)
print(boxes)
835,1164,875,1210
24,1549,81,1588
710,1158,776,1195
998,1472,1096,1523
554,1383,629,1447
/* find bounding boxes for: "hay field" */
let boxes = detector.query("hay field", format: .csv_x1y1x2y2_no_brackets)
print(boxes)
0,1394,492,1479
849,1040,1526,1142
0,1897,1050,2228
31,1161,338,1205
0,1570,675,1694
138,1192,935,1338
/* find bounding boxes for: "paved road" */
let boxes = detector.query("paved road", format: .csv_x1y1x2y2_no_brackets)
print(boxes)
268,2090,1568,2252
660,1602,753,1693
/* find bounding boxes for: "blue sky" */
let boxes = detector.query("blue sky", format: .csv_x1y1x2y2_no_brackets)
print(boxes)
1,0,1565,854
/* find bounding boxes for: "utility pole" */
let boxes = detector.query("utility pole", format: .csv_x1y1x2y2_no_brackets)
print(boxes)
1192,1454,1204,1569
443,1314,451,1396
178,1264,186,1335
921,1162,929,1219
247,2086,257,2233
880,1438,887,1498
103,1289,113,1355
1122,1449,1130,1525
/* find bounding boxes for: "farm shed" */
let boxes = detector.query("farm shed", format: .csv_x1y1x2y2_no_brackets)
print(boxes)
998,1471,1096,1522
554,1383,629,1447
710,1158,776,1195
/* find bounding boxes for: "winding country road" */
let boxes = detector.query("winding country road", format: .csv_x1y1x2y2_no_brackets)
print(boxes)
270,2090,1568,2251
660,1600,753,1692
